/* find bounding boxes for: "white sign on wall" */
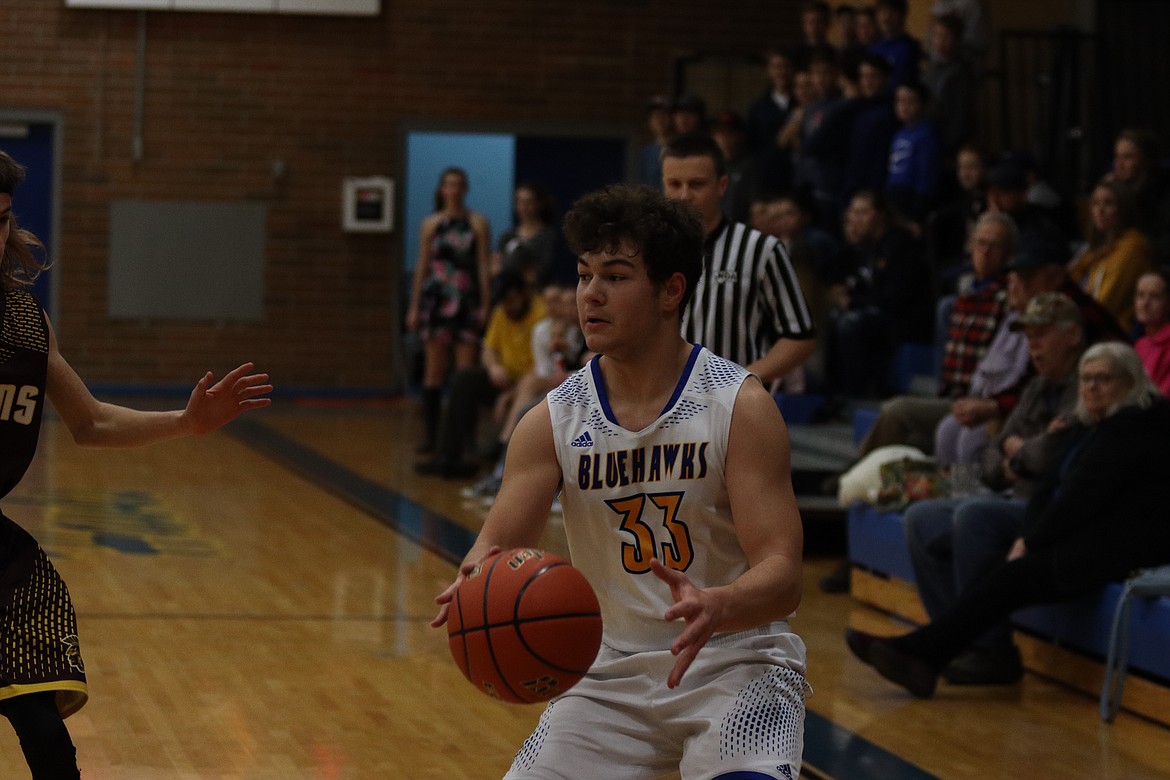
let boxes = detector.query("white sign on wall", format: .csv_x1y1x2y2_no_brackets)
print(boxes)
343,176,394,234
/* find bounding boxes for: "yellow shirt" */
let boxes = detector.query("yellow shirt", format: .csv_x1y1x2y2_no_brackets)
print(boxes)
484,297,547,380
1067,228,1153,331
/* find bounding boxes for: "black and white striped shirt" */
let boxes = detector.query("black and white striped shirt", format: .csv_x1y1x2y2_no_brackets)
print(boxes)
681,219,816,368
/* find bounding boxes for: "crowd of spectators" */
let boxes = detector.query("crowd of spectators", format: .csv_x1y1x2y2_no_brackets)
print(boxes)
636,0,1170,410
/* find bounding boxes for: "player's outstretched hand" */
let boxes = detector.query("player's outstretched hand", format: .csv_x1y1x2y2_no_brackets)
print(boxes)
432,545,501,628
183,362,273,435
649,557,724,689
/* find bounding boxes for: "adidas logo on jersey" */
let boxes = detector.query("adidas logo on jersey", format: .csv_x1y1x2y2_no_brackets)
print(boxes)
570,431,594,448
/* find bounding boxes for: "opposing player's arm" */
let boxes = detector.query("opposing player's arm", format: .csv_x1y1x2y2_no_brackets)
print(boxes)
45,316,271,447
652,376,803,686
432,399,563,627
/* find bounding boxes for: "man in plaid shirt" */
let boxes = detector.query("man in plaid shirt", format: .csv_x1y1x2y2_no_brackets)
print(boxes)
854,212,1017,459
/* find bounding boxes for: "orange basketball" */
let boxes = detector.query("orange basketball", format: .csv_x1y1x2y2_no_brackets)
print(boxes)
447,548,602,704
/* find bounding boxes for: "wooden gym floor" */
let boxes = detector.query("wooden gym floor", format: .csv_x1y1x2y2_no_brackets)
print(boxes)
2,397,1169,779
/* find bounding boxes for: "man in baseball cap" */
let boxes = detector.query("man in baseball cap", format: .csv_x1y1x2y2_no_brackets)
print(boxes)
1008,290,1084,333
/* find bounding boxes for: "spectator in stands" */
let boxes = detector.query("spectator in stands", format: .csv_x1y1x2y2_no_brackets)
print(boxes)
886,80,941,231
925,143,988,296
494,182,560,290
661,133,818,384
929,215,1025,463
1106,127,1170,264
711,110,759,224
406,167,492,455
768,190,842,286
840,53,900,204
764,191,840,391
671,93,708,136
1067,178,1154,332
464,283,588,501
904,292,1085,685
928,0,989,68
824,190,932,398
797,0,833,66
795,47,852,234
637,95,674,189
985,160,1068,247
777,67,817,172
831,3,866,77
868,0,923,88
846,341,1170,699
1135,268,1170,394
923,13,976,160
855,6,880,48
852,236,1124,464
1000,149,1079,240
746,48,797,196
934,289,1081,467
415,269,546,479
819,219,1017,593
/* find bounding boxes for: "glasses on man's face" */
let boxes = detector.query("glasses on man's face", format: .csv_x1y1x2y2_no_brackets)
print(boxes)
1080,372,1117,387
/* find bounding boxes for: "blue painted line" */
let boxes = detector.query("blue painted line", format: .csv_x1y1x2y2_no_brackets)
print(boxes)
228,418,937,780
803,710,937,779
228,417,477,566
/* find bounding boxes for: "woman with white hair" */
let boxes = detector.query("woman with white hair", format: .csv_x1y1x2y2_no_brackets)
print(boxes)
845,341,1169,698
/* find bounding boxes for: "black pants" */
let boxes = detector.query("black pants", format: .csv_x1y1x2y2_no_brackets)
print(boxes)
436,365,499,463
893,548,1094,670
0,691,80,780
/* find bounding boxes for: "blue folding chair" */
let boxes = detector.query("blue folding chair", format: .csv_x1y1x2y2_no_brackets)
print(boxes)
1100,565,1170,722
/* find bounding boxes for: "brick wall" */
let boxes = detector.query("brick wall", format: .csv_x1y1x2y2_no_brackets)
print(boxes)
2,1,800,392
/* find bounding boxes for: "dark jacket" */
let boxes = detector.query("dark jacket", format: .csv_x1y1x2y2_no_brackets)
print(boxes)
1022,397,1170,590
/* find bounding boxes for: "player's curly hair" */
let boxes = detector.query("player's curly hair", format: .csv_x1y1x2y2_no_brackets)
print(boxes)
0,150,48,290
562,184,703,312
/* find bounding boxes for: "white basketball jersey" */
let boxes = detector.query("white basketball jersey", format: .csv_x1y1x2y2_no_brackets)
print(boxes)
548,344,754,653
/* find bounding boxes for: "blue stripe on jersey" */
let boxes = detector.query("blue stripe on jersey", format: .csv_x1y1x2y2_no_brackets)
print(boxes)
589,344,704,428
660,343,703,416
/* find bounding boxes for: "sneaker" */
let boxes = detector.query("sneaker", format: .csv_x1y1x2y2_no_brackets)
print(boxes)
844,628,939,699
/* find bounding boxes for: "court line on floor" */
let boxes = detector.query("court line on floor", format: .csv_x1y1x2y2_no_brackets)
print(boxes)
229,417,476,566
229,417,938,780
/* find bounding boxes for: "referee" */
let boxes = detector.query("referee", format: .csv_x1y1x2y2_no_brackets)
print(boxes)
662,133,817,383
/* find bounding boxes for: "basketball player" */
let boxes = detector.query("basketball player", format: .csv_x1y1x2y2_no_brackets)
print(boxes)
433,184,808,779
0,149,272,778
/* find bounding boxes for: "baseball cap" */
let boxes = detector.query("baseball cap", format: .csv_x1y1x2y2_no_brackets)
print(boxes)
1009,291,1083,331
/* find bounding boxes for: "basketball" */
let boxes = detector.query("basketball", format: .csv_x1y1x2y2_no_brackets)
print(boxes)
447,548,603,704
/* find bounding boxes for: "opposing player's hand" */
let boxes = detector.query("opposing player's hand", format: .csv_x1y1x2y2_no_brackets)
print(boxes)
183,363,272,435
650,557,724,689
432,545,500,628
